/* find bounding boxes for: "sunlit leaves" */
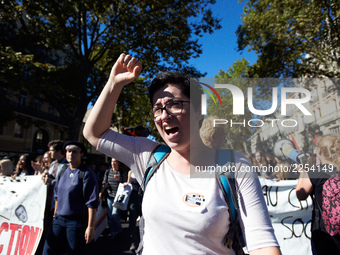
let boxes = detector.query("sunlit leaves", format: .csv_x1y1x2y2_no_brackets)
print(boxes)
237,0,340,78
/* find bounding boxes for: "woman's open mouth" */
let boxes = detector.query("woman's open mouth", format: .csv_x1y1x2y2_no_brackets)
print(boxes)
165,126,179,136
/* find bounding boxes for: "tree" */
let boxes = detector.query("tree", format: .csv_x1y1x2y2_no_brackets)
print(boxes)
215,57,250,79
237,0,340,78
0,0,221,140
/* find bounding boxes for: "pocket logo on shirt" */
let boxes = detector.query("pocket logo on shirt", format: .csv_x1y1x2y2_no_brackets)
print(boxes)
183,193,205,207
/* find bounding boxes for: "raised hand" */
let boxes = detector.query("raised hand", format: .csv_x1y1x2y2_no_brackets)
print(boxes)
83,53,142,148
109,53,142,87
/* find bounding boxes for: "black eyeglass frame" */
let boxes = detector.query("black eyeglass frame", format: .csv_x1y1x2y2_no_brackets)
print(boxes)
149,100,191,121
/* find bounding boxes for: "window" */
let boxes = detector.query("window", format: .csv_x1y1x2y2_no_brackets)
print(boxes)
330,126,340,135
14,121,24,138
49,106,54,115
58,131,64,140
36,130,43,142
18,91,27,106
325,100,337,115
34,99,42,111
314,108,320,120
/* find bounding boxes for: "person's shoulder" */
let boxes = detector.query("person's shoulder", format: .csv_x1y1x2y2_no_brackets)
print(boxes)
232,150,258,179
49,160,57,167
233,150,252,165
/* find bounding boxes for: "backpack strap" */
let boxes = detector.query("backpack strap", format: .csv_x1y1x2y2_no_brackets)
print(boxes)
216,150,245,252
136,144,171,254
216,149,238,222
78,164,86,181
56,163,69,181
141,144,171,191
57,163,86,182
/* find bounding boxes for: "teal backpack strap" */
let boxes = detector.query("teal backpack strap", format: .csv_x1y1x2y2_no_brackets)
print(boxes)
136,144,171,254
216,149,238,222
142,144,171,191
216,150,245,253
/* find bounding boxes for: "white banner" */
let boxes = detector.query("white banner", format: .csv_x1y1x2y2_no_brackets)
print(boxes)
0,176,46,255
259,179,313,255
0,176,313,254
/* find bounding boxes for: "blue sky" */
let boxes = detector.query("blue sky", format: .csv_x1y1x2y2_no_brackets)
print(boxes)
189,0,257,78
88,1,257,110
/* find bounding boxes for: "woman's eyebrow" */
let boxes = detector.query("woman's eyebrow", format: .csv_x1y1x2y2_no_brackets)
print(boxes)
153,98,174,107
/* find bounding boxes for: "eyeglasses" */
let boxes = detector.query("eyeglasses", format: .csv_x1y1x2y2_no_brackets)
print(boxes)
149,100,190,121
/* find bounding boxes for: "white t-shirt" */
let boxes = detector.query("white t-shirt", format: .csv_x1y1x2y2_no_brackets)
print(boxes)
98,129,279,254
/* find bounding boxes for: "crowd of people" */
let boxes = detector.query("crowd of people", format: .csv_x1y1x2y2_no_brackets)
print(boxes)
199,117,300,182
0,139,141,255
0,53,339,255
244,150,298,181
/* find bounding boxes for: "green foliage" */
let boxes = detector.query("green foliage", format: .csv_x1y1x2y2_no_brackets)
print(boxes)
237,0,340,78
215,57,250,78
207,58,253,153
0,0,221,139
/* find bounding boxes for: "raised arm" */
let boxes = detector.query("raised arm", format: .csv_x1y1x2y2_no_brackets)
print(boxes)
296,170,313,200
83,53,142,148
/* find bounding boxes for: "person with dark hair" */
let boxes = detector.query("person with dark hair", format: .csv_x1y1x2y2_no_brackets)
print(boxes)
125,169,142,252
42,140,68,185
83,53,280,254
38,140,68,254
253,151,270,178
14,154,35,177
271,157,291,181
42,141,99,255
99,158,125,239
32,151,53,175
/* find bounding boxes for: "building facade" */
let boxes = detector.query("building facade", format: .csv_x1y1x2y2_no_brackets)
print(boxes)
0,88,69,159
251,79,340,155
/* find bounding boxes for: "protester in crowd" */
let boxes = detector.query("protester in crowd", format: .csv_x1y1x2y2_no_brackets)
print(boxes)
271,157,291,181
42,140,68,212
296,134,340,254
34,155,43,175
83,53,280,254
42,140,68,211
253,150,271,178
3,155,15,172
0,158,13,176
266,154,276,169
14,153,35,177
33,151,52,175
42,140,68,185
38,140,68,254
42,141,99,255
99,158,125,239
42,151,52,172
199,116,226,150
125,170,142,253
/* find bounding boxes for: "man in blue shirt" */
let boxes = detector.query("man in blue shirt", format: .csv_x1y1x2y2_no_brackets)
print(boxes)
43,141,99,255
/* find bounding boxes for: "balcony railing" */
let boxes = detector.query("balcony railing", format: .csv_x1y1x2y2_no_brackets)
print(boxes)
10,102,68,126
